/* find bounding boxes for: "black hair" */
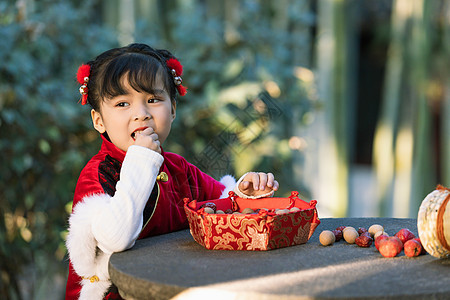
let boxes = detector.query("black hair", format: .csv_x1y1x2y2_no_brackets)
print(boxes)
83,43,179,111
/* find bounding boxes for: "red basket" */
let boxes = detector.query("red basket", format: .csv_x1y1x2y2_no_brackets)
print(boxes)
183,191,320,251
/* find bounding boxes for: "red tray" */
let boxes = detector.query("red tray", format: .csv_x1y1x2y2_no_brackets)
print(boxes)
184,191,320,251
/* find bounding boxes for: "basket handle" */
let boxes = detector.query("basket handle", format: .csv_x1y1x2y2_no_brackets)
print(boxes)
287,191,300,209
184,197,198,210
228,191,239,211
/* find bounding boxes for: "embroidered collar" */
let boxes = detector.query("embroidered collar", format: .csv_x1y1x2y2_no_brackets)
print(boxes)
100,134,126,162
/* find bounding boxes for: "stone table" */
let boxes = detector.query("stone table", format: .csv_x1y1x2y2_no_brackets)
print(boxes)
109,218,450,299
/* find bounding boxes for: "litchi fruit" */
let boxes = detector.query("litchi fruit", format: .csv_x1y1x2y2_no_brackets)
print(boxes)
404,239,423,257
394,228,415,244
378,236,403,257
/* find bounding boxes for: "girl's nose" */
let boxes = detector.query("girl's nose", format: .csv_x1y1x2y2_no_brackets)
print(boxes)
134,104,151,121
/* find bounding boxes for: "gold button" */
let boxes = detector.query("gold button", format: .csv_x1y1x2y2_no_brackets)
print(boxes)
157,172,168,182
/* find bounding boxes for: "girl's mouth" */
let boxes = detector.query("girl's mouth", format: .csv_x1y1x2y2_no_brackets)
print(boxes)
131,127,149,140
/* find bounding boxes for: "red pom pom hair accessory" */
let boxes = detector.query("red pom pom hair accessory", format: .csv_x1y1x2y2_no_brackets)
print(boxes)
166,58,187,96
77,64,91,105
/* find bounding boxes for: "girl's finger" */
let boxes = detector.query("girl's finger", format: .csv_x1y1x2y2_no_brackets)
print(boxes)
273,180,279,191
142,127,154,134
259,172,268,190
267,173,275,188
252,172,260,191
241,180,250,191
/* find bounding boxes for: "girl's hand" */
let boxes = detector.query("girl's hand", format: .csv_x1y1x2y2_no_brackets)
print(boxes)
134,127,161,154
239,172,279,197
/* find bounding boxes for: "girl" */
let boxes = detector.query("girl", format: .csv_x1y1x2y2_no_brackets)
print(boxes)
65,43,279,300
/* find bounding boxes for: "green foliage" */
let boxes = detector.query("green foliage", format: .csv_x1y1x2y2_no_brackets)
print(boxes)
0,1,118,298
133,1,317,193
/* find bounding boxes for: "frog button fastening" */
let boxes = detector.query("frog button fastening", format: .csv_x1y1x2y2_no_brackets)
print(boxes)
156,172,169,182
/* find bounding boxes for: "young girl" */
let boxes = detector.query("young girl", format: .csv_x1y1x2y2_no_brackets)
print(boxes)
65,43,279,300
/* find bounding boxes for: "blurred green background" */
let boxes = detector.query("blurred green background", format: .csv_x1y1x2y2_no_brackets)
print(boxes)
0,0,449,298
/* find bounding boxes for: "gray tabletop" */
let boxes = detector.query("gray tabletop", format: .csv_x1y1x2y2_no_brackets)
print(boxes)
109,218,450,299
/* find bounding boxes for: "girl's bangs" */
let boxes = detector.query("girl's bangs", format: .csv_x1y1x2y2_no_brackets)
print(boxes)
100,53,169,99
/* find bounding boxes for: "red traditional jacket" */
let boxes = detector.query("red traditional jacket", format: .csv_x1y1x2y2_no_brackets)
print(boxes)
65,135,234,299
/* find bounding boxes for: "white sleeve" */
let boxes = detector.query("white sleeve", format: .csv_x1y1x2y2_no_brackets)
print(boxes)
89,145,163,254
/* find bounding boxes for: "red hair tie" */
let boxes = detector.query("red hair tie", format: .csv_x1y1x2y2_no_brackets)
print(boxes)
166,58,187,96
76,64,91,105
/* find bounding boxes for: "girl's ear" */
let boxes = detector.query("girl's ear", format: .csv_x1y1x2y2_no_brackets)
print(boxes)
91,109,106,133
171,102,177,121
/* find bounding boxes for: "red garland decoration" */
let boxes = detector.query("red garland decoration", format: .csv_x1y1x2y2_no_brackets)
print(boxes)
166,58,187,96
177,85,187,96
76,64,91,105
166,58,183,76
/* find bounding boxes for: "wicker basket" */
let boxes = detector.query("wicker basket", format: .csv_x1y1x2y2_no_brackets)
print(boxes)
417,185,450,258
184,191,320,251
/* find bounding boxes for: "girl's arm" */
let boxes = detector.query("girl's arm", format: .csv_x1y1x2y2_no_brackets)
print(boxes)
65,146,162,299
68,145,163,255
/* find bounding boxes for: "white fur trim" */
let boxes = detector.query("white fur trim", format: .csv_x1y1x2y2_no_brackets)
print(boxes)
66,194,112,299
79,279,111,300
219,175,236,198
234,172,275,199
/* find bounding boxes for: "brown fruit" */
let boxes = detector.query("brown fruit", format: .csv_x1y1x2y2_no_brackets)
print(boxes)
355,235,373,247
336,226,346,232
202,202,217,213
332,230,343,242
360,231,371,238
358,227,368,235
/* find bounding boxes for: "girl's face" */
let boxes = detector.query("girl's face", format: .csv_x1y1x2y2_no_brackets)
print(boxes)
91,76,176,152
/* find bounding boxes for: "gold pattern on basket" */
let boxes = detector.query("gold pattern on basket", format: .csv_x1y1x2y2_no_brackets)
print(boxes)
246,226,268,250
293,223,310,244
208,216,268,250
213,214,234,234
289,212,305,226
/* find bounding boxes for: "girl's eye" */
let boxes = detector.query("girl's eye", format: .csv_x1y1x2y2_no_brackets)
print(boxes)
148,98,160,104
116,102,129,107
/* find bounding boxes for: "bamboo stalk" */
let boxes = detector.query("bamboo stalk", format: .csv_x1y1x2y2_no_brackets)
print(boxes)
408,0,435,216
118,0,135,45
314,0,358,217
373,0,409,216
